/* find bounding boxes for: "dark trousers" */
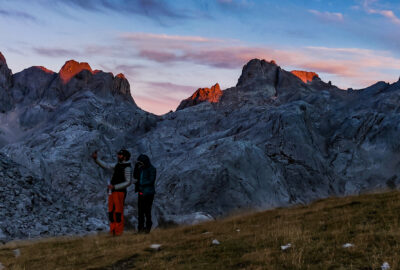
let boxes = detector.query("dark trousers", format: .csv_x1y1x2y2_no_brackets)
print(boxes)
138,193,154,232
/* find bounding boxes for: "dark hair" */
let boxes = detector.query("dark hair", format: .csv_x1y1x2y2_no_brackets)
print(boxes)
137,154,151,167
118,149,131,161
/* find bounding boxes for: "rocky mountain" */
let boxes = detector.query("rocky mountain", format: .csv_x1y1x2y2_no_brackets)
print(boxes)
0,53,399,241
0,54,155,240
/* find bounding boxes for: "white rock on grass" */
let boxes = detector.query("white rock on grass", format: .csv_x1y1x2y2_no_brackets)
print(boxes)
236,229,240,232
280,243,291,250
212,239,220,245
150,244,161,251
342,243,354,248
381,262,390,270
13,249,20,257
0,262,4,270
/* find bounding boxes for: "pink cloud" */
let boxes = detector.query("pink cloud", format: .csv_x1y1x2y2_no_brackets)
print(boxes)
363,0,400,25
300,61,357,77
144,81,197,95
308,9,344,23
375,9,400,24
181,47,274,68
120,32,221,43
139,50,180,63
33,47,81,57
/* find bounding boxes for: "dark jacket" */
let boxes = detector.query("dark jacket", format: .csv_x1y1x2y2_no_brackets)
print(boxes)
111,162,131,192
134,154,156,196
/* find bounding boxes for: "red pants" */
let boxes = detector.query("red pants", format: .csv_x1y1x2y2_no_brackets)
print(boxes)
108,191,125,236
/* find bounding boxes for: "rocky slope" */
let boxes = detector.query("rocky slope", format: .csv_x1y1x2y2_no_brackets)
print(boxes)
0,53,399,241
0,152,100,242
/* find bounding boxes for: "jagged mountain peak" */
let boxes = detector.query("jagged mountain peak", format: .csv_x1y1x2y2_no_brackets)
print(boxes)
291,70,320,83
0,52,7,65
176,83,222,110
0,52,12,90
116,73,126,79
236,58,280,88
59,60,93,84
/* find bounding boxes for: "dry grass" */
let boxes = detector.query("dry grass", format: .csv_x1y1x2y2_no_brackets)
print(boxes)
2,191,400,269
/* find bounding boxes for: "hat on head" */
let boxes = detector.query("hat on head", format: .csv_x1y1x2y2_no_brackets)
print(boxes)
117,149,131,161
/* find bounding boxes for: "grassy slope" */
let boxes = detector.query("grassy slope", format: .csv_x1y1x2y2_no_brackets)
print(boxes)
1,191,400,269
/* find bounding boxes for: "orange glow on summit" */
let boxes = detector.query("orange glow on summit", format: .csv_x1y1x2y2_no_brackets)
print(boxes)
291,70,320,83
59,60,93,84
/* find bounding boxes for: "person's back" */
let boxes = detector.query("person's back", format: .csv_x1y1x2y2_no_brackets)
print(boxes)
134,154,156,233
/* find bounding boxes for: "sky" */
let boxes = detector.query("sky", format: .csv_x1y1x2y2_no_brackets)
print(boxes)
1,0,400,115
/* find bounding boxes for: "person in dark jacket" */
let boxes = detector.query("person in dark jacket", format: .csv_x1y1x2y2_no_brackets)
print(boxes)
92,149,131,236
134,154,156,233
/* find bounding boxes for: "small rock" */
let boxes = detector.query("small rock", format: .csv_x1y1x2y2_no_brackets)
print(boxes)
0,262,4,270
150,244,161,250
202,231,211,235
280,243,291,250
342,243,354,248
13,249,21,257
236,229,240,232
381,262,390,270
212,239,220,245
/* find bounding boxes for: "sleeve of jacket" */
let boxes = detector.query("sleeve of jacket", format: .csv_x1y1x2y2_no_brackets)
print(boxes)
95,158,114,171
114,166,132,190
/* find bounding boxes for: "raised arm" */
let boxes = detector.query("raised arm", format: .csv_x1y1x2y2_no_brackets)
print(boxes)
92,151,114,171
95,158,115,171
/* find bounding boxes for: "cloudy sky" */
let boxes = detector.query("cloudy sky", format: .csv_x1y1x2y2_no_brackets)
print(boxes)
1,0,399,114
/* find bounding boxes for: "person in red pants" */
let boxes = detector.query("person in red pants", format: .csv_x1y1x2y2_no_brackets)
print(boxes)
92,149,132,236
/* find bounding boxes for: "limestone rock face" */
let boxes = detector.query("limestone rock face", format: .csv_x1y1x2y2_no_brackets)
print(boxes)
12,66,56,105
113,73,135,103
236,59,279,97
291,70,319,83
177,83,222,110
0,52,12,89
